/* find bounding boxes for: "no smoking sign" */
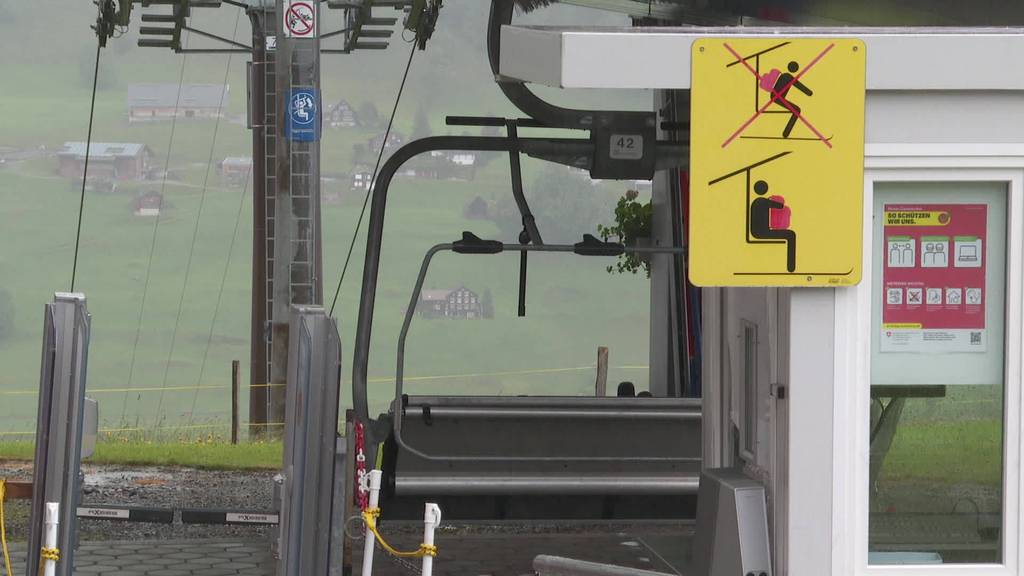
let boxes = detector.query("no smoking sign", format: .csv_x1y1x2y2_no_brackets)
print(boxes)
283,0,316,38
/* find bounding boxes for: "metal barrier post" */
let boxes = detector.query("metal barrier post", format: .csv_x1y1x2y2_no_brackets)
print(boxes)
360,470,382,576
277,305,342,576
26,293,91,576
421,503,442,576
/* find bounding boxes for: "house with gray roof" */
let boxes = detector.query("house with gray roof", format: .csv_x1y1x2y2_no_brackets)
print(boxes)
56,142,152,181
127,83,229,123
417,286,482,319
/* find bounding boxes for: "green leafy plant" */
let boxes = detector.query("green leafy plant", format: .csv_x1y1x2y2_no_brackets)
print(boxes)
597,189,653,276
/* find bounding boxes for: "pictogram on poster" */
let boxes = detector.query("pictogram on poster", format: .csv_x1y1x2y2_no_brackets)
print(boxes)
688,38,866,286
881,203,987,353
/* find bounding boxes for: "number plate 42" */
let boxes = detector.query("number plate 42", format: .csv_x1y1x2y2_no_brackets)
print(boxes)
610,134,644,160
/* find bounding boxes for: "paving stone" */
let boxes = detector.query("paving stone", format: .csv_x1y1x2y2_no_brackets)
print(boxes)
146,569,194,576
7,526,693,576
74,565,124,574
164,551,205,561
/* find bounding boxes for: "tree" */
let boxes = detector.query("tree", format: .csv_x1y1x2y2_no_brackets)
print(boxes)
481,288,495,319
490,165,604,244
358,101,380,129
476,120,503,167
412,104,431,140
351,143,369,164
0,289,14,342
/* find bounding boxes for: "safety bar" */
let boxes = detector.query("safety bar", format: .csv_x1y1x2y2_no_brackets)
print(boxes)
388,241,689,463
401,408,699,420
396,475,701,496
446,116,545,128
402,395,701,410
401,395,702,420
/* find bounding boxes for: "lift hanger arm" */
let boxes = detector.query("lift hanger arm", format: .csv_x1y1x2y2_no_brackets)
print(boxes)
350,134,686,428
351,135,591,426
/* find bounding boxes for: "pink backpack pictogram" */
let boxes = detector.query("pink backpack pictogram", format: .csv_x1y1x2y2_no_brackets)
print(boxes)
759,69,781,93
769,195,791,230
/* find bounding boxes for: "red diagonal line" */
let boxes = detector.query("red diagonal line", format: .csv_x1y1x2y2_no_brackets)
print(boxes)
721,42,832,148
720,42,835,148
721,42,833,148
287,5,313,34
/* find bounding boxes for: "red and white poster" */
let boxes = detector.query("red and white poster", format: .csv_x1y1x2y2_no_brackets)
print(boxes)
881,203,987,353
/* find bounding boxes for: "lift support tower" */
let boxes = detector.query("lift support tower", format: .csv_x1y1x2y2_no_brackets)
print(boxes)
96,0,413,433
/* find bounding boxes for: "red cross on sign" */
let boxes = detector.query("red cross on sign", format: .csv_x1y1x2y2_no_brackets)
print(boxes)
284,0,316,38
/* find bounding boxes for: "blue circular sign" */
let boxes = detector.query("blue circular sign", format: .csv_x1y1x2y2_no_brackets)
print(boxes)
289,92,316,126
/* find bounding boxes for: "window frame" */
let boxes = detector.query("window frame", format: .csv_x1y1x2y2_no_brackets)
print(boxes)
833,145,1024,576
740,318,759,464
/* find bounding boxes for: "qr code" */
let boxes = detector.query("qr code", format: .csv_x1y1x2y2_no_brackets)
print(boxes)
971,332,982,345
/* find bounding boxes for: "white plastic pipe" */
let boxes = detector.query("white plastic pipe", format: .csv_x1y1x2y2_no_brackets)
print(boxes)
43,502,59,576
361,470,382,576
421,503,442,576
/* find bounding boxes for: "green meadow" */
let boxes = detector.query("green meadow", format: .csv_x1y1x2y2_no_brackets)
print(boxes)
0,2,656,440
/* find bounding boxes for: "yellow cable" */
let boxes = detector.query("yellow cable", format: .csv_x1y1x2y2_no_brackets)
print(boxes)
1,480,13,576
361,508,437,558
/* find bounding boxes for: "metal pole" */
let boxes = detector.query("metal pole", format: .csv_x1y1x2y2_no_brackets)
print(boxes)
248,6,273,436
43,503,59,576
595,346,609,397
271,0,323,432
335,411,357,576
421,503,441,576
361,470,381,576
232,359,240,445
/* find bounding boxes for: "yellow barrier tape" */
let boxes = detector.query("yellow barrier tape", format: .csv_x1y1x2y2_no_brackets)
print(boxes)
0,480,12,576
0,421,287,437
0,365,650,396
362,508,436,558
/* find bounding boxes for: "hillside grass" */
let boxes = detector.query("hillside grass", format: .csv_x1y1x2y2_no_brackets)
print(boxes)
880,419,1002,487
0,439,281,470
0,142,652,435
0,418,1003,480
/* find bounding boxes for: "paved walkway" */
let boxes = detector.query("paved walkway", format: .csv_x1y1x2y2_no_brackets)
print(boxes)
2,525,692,576
3,540,272,576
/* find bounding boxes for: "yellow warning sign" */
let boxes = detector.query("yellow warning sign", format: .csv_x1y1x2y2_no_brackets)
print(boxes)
689,38,866,286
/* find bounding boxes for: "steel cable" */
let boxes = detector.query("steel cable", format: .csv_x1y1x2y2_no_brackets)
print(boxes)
157,12,243,425
119,34,192,426
329,41,418,315
70,42,103,293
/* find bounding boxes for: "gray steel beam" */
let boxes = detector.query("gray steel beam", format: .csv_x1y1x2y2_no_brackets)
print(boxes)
26,293,91,576
277,306,342,576
271,0,324,430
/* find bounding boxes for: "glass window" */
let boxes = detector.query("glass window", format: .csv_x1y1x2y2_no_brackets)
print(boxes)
869,181,1007,565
